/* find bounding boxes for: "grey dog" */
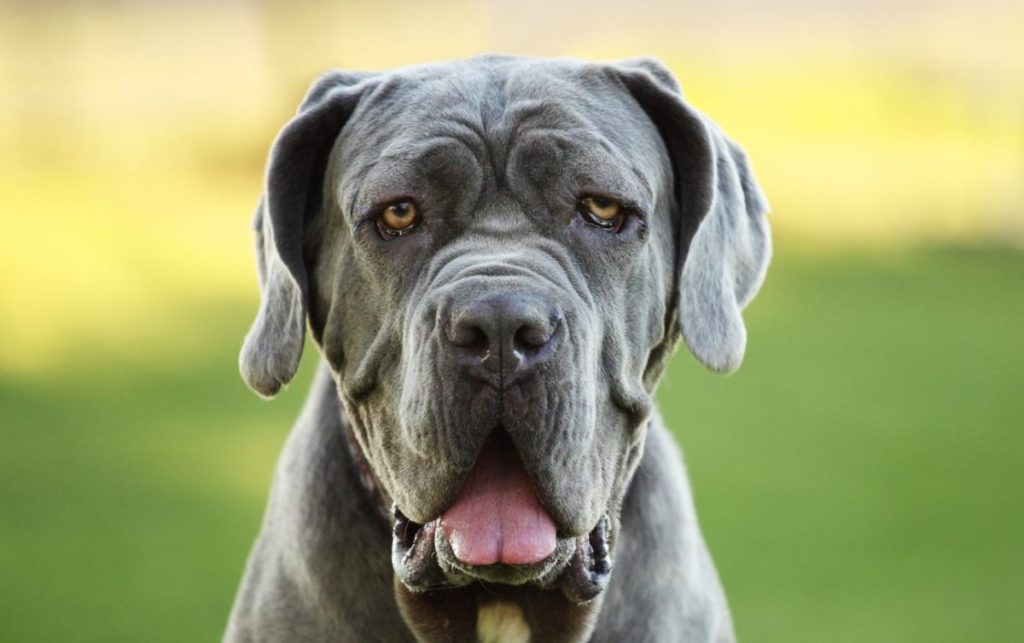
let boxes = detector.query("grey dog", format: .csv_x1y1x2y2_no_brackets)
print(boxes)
225,55,770,642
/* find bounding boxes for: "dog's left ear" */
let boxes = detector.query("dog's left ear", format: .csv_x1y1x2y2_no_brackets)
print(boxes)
240,71,375,398
612,59,771,374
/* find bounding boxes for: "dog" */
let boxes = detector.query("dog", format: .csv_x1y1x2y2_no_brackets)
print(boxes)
225,55,770,643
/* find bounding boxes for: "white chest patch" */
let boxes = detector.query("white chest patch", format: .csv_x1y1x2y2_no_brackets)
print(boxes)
476,601,531,643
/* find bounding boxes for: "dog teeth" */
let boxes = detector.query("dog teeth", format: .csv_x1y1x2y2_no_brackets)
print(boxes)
392,506,421,548
557,516,614,604
588,516,612,576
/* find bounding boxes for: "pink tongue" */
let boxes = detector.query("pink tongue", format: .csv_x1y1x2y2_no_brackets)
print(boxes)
439,433,557,566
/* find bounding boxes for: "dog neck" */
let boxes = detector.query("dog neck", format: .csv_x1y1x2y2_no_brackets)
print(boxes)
338,406,392,523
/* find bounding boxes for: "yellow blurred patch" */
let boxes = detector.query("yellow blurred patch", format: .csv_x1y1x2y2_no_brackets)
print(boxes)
1,1,1022,374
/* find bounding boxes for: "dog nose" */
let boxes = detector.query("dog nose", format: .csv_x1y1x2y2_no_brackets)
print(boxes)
446,293,560,381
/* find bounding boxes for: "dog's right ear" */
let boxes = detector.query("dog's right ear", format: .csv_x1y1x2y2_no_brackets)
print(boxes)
240,71,374,398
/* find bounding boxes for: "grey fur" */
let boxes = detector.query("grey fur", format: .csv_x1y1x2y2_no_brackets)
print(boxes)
228,55,769,642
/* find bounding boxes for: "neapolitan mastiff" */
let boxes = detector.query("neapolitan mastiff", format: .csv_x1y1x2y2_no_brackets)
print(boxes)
226,55,770,642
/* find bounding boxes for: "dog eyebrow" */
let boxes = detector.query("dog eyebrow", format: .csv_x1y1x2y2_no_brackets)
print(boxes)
505,131,655,212
376,132,481,165
341,134,485,220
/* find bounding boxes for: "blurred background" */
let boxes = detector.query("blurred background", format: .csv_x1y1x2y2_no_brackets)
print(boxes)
1,0,1022,641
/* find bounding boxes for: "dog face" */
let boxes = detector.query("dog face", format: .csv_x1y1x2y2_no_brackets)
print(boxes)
239,56,769,597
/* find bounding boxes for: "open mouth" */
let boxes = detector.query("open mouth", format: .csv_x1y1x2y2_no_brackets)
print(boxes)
391,430,612,604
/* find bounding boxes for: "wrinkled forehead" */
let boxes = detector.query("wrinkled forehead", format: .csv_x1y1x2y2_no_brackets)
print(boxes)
333,58,669,210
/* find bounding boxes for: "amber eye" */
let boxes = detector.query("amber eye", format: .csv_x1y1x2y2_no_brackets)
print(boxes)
578,196,624,230
378,200,420,237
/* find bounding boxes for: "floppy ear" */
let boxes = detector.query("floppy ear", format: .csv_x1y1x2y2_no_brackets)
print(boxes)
240,71,374,397
613,59,771,374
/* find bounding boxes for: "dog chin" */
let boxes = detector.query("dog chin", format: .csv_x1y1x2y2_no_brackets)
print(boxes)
391,509,613,604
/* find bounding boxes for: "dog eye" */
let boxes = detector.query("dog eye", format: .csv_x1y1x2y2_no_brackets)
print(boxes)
577,196,624,231
377,200,421,238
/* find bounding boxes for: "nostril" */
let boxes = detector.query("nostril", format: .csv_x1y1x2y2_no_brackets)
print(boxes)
449,322,490,354
513,323,554,353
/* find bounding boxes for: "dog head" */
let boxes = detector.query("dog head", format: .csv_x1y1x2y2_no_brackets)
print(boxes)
239,56,769,600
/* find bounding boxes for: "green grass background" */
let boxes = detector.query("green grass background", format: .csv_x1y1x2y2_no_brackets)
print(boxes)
2,2,1023,640
2,245,1021,642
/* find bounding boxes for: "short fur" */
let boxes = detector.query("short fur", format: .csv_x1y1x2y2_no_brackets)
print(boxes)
227,55,770,642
